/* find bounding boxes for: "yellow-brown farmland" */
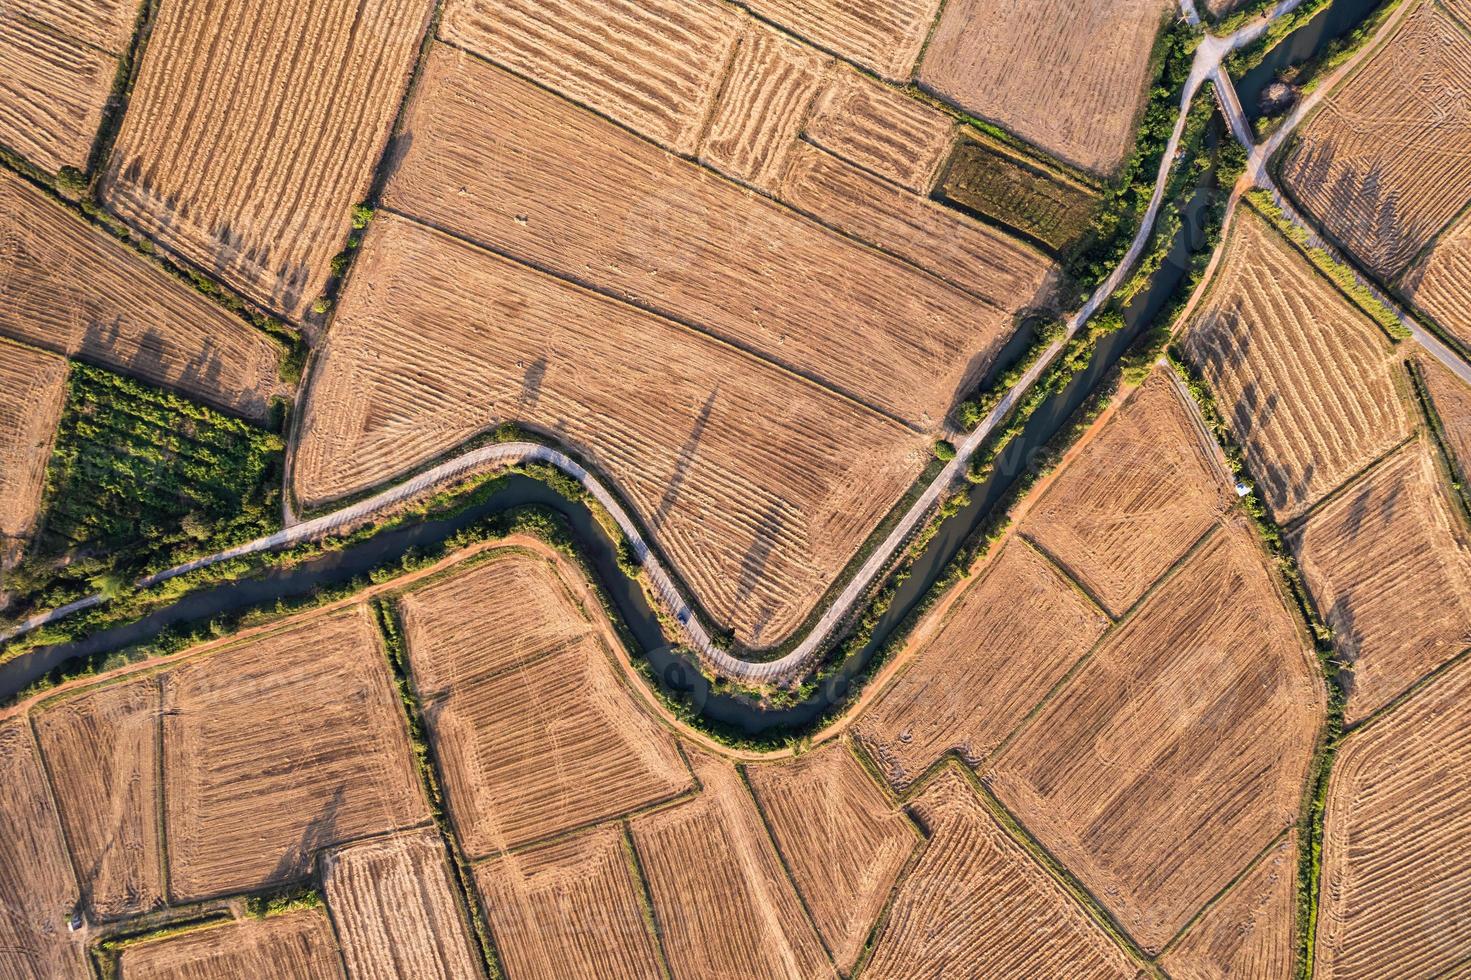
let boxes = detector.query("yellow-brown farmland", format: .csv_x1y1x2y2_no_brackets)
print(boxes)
115,909,346,980
0,340,66,553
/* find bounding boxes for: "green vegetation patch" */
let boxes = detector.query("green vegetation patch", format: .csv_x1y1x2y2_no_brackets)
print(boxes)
938,136,1101,254
5,363,283,623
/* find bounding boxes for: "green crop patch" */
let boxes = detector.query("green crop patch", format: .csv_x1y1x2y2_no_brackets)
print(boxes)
4,363,283,624
937,137,1101,255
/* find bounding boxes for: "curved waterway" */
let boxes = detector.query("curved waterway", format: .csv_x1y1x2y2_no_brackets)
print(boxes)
0,155,1223,738
1237,0,1386,121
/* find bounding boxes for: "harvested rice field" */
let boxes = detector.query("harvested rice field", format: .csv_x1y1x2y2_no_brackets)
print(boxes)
438,0,740,155
294,213,926,647
115,910,345,980
1160,833,1298,980
160,606,428,901
384,46,1039,431
0,169,284,420
629,751,836,979
987,529,1324,952
700,20,828,190
744,741,918,972
32,678,164,921
863,768,1136,978
802,69,956,194
854,540,1109,790
778,141,1060,305
1280,0,1471,281
0,1,128,173
1293,441,1471,724
1417,352,1471,481
0,340,66,551
321,829,484,980
1181,205,1411,521
397,552,692,855
1401,206,1471,350
1024,367,1233,618
0,718,87,979
918,0,1175,176
738,0,942,79
101,0,434,319
1316,655,1471,978
474,824,663,980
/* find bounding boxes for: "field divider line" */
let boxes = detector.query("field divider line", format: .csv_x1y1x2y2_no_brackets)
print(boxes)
3,5,1307,686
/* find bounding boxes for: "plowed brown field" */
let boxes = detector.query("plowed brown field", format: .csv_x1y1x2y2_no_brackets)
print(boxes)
778,141,1060,304
1401,207,1471,350
1281,0,1471,281
1025,368,1233,617
0,3,124,173
1418,352,1471,479
744,741,918,972
988,529,1324,952
0,169,284,420
116,910,345,980
803,70,955,193
101,0,434,319
294,214,926,647
1316,656,1471,978
0,341,66,550
161,606,428,901
864,768,1136,978
0,718,86,979
701,21,827,189
918,0,1174,176
854,540,1109,790
630,751,836,979
474,824,663,980
384,46,1029,430
1293,441,1471,723
321,829,483,980
32,678,163,921
1161,833,1298,980
438,0,740,154
1182,206,1410,521
397,552,692,856
739,0,942,79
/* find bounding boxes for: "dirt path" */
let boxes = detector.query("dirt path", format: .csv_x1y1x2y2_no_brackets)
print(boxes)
3,1,1323,689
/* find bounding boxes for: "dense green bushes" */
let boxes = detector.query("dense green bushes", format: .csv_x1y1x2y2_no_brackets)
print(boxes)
3,364,283,627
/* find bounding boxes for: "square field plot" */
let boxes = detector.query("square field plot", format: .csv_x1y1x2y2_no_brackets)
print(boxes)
102,0,434,318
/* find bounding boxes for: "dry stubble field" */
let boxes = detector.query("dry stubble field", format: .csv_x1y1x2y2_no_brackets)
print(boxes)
102,0,434,319
863,768,1137,978
918,0,1174,176
474,824,663,980
115,910,345,980
1181,205,1411,521
630,751,835,980
736,0,942,79
1023,368,1233,617
0,718,87,979
0,340,66,551
1401,205,1471,351
801,68,957,194
294,213,926,647
0,0,133,173
1418,351,1471,478
0,169,284,420
396,552,692,855
1292,441,1471,723
1280,0,1471,282
32,677,164,922
1160,832,1298,980
384,46,1039,430
854,539,1109,790
988,528,1325,952
160,606,428,902
743,740,918,972
1316,656,1471,978
321,829,484,980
